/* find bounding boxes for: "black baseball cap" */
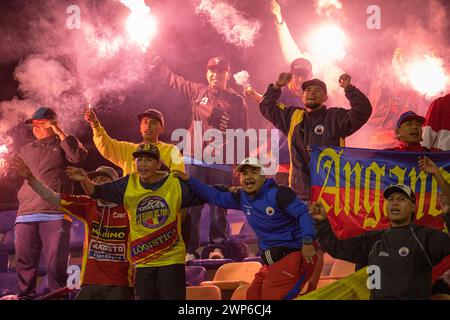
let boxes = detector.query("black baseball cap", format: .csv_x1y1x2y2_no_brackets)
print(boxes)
207,56,230,71
137,109,165,127
25,107,57,124
301,78,328,95
132,143,161,160
132,144,172,172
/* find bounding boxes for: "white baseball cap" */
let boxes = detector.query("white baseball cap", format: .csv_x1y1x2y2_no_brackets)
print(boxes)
236,157,264,173
383,184,416,203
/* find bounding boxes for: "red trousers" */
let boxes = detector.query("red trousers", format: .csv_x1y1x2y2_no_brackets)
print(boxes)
246,250,317,300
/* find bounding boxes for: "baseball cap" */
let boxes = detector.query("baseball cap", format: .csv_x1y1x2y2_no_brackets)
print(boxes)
137,108,165,127
207,56,230,71
236,157,264,173
395,111,425,129
383,184,416,203
301,78,328,95
290,58,312,75
25,107,57,124
132,143,161,160
87,166,119,181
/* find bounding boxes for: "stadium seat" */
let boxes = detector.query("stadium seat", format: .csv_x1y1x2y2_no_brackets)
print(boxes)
230,284,250,300
316,258,356,288
0,229,15,254
0,210,16,234
186,258,234,270
320,252,336,275
185,266,207,287
186,285,222,300
201,261,261,291
0,250,9,273
329,259,356,277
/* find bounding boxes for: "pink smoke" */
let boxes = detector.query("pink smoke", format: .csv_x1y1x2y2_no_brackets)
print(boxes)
195,0,261,48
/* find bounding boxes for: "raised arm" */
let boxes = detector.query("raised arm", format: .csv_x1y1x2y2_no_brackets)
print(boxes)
45,119,87,164
311,201,377,265
336,74,373,137
174,171,240,210
148,54,201,107
418,156,450,199
270,1,305,64
259,73,297,135
84,108,135,169
10,157,61,207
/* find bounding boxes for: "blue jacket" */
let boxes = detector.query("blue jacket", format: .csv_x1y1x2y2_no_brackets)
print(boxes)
186,177,315,251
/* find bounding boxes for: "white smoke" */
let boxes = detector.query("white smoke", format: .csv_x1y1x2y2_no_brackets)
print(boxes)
315,0,343,17
233,70,250,88
195,0,261,48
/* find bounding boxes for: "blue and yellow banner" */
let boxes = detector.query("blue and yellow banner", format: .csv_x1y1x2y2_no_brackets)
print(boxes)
310,146,450,238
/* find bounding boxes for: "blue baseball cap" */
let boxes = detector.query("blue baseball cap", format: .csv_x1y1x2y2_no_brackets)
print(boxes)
25,107,57,124
396,111,425,129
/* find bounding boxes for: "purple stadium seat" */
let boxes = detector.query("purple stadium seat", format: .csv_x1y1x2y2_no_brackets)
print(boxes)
0,229,15,254
0,272,19,297
186,258,235,270
0,250,9,273
0,210,16,234
185,266,207,286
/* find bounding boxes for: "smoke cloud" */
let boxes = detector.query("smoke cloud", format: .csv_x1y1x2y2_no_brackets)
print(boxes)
195,0,261,48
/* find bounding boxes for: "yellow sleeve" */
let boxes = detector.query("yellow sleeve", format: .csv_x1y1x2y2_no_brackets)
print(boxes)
91,124,136,170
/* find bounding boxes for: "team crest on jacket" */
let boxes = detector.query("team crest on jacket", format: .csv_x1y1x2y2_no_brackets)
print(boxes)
136,196,171,229
265,207,275,216
398,247,409,257
314,125,325,135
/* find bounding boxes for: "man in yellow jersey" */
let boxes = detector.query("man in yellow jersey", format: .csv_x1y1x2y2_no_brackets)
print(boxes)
65,144,208,300
84,107,184,175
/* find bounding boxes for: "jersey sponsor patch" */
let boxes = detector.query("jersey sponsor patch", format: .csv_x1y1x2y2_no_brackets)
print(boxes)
130,220,179,264
88,239,126,262
136,196,171,229
91,223,128,242
112,212,127,219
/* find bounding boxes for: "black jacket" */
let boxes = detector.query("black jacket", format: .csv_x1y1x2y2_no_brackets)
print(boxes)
259,84,372,199
17,135,87,216
316,219,450,299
